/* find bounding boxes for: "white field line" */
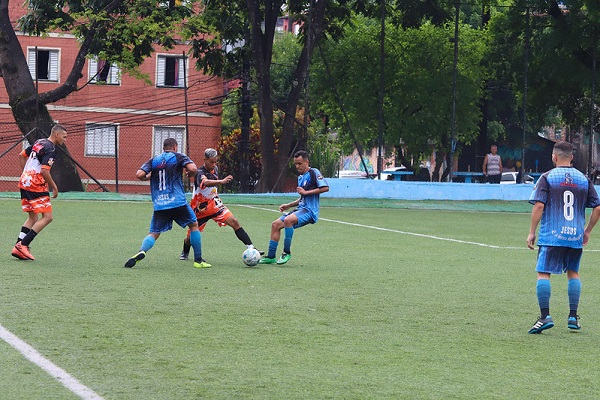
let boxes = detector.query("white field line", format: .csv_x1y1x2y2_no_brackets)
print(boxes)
239,204,600,252
0,324,104,400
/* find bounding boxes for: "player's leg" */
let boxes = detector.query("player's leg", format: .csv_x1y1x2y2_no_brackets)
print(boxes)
259,217,285,264
277,213,299,265
188,222,210,268
223,214,264,255
12,211,38,260
125,209,169,268
181,231,191,260
13,196,52,260
529,246,555,333
566,248,583,330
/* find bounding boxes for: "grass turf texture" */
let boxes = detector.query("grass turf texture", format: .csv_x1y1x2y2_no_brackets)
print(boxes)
1,197,600,398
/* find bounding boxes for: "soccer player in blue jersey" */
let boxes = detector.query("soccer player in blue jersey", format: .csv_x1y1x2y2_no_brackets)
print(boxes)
259,150,329,265
124,138,211,269
527,141,600,334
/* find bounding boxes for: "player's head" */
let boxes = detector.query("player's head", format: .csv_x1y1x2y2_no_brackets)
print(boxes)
49,124,67,145
163,138,178,151
204,148,218,169
552,141,574,165
293,150,310,174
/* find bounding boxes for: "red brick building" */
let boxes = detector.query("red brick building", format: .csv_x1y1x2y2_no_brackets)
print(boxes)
0,2,223,193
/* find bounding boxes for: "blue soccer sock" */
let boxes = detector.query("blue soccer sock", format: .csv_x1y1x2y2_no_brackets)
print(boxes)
568,278,581,317
536,278,551,317
283,227,294,254
140,235,156,252
190,230,202,262
267,240,278,259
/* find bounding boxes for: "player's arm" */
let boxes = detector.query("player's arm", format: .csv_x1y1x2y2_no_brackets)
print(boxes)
40,167,59,198
18,150,28,169
184,162,198,178
202,174,233,187
583,205,600,245
482,155,488,175
297,185,329,197
136,169,150,181
279,198,300,212
527,201,544,249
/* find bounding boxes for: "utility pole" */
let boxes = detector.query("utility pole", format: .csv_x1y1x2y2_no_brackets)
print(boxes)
449,1,459,182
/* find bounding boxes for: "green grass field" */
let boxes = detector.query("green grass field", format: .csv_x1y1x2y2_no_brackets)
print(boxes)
2,195,600,399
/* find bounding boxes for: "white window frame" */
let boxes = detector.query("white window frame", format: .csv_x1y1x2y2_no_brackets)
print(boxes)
27,47,60,82
156,54,187,88
89,58,121,85
153,126,186,156
85,123,118,157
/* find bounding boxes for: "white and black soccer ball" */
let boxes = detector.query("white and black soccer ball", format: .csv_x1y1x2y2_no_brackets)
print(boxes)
242,247,261,266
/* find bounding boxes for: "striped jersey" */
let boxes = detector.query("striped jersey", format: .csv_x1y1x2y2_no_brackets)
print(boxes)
140,151,193,211
529,167,600,248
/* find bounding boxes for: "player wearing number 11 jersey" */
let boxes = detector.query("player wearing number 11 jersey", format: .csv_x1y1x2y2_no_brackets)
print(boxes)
124,138,210,269
527,141,600,334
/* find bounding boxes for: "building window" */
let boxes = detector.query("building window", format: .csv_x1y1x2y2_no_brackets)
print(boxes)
89,58,120,85
27,48,59,81
153,126,185,156
85,123,117,157
156,55,186,88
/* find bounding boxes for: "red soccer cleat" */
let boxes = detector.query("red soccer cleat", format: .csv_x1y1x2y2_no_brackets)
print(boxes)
12,243,34,261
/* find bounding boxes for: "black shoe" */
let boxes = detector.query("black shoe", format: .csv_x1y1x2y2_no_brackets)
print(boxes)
179,251,189,260
528,315,554,334
125,251,145,268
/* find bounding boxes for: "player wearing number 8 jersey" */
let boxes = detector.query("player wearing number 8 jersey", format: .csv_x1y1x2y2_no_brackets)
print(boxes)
179,148,262,262
527,141,600,334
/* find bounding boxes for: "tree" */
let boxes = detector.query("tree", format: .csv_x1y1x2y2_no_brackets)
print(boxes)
0,0,192,190
190,0,357,192
310,15,488,176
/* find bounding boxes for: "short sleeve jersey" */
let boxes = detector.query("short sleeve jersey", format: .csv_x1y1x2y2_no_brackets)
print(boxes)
529,166,600,248
297,168,329,220
140,151,193,211
190,165,220,209
18,138,56,193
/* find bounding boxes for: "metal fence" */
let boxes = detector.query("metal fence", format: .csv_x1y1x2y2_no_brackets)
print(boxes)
0,122,219,194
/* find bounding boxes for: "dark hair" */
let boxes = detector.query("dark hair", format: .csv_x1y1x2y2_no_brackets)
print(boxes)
553,141,574,157
294,150,309,160
163,137,178,150
51,124,67,134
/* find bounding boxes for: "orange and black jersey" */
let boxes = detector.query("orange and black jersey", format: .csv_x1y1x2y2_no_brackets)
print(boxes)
18,139,56,193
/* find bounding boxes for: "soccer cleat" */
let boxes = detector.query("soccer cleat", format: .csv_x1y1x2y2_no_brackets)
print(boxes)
276,253,292,265
193,259,212,268
179,251,189,260
124,251,145,268
568,315,581,330
247,245,264,256
12,243,34,260
528,315,554,334
258,257,277,264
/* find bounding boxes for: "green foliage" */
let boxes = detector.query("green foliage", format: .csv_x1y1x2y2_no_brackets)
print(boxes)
311,15,487,160
217,113,262,192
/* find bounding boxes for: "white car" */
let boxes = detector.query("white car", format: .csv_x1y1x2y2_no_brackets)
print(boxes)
500,172,534,184
375,167,407,180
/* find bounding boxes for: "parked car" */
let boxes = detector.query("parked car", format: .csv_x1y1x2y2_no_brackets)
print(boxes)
500,171,534,184
375,166,407,180
336,170,368,179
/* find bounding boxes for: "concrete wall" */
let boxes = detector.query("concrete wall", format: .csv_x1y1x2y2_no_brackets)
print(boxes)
321,179,537,201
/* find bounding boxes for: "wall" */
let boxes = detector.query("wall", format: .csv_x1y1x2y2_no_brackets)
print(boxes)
321,179,538,201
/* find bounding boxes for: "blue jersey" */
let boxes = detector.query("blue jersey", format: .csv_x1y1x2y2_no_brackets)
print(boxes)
140,151,193,211
529,167,600,248
297,168,329,220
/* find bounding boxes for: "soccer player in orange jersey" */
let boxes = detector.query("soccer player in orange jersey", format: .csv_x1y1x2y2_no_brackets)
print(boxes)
179,148,262,261
12,124,67,261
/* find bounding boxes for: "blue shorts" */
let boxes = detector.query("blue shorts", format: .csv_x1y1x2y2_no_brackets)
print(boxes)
280,208,316,229
535,246,583,274
149,205,197,234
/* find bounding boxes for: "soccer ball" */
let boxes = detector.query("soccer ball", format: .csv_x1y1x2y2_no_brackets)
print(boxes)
242,247,261,266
